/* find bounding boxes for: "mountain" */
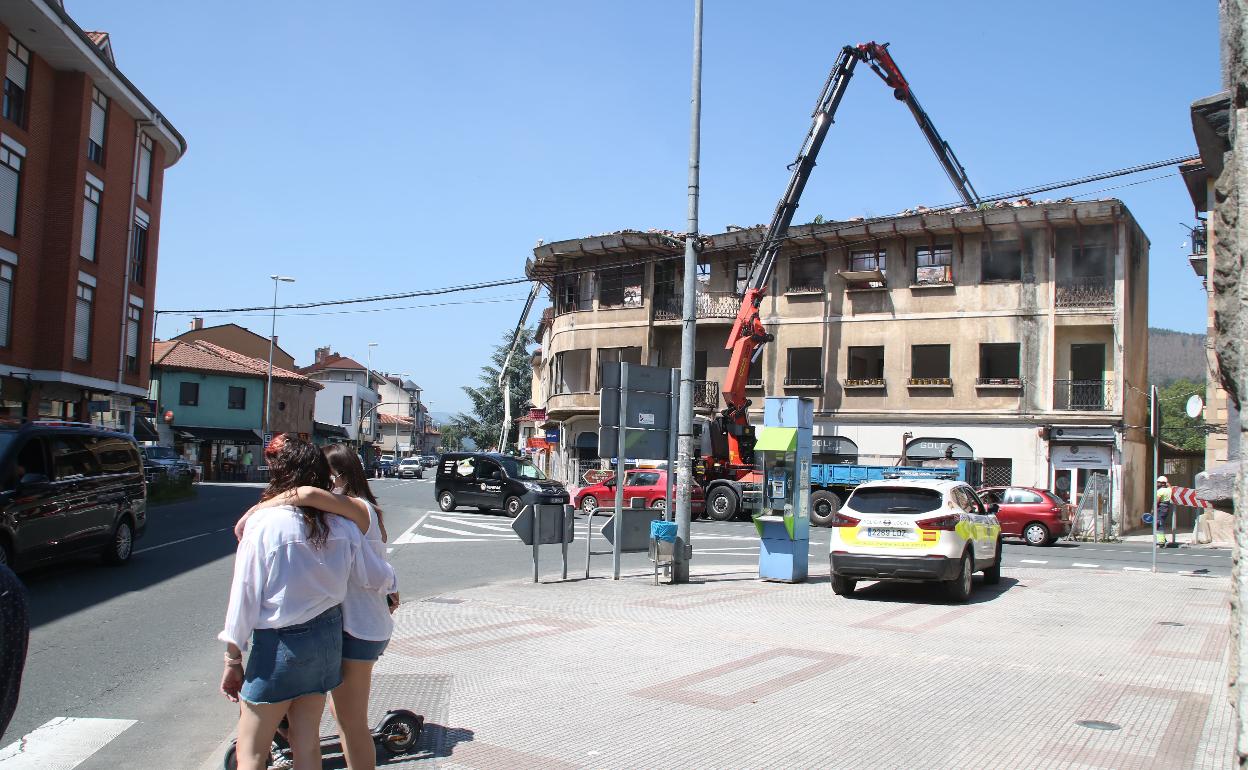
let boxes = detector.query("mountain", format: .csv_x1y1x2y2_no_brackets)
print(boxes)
1149,328,1207,386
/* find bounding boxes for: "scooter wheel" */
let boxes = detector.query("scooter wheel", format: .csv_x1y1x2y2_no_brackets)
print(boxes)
377,711,424,755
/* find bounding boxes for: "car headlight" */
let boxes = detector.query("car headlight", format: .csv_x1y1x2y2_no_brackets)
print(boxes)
523,481,543,493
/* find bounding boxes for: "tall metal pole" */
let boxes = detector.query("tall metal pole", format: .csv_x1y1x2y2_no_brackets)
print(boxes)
264,275,293,439
673,0,703,584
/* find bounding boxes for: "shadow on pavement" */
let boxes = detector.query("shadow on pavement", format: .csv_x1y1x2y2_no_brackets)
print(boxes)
20,485,262,628
842,576,1021,605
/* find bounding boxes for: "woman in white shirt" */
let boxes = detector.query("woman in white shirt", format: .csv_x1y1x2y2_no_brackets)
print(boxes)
238,444,397,770
219,436,396,770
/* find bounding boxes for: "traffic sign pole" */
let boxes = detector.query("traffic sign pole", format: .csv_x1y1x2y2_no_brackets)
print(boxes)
612,363,629,580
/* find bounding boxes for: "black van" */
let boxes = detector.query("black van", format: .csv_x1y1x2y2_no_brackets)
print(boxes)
435,452,568,516
0,421,147,571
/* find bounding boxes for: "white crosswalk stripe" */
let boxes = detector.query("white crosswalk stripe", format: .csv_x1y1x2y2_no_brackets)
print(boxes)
0,717,136,769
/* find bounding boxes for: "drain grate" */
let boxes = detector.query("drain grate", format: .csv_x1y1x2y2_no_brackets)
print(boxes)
1158,621,1185,627
1076,720,1122,731
421,596,465,604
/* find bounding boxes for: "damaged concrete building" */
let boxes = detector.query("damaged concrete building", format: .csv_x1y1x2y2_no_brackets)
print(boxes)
525,199,1151,533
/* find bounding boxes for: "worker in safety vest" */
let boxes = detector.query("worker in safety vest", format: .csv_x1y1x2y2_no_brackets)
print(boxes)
1155,475,1173,547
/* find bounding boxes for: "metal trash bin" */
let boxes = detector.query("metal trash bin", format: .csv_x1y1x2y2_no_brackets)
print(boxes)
649,520,678,584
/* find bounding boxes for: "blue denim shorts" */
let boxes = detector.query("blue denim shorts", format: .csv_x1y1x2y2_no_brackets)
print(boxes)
241,605,343,704
342,632,389,662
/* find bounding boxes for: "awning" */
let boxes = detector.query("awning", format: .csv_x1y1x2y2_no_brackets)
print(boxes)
173,425,260,444
813,435,858,455
905,437,973,460
1049,425,1115,444
314,421,349,439
755,426,797,453
134,415,159,442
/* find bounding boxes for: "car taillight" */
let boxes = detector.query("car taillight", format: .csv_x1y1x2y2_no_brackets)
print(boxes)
916,514,960,531
1049,506,1063,513
830,512,860,527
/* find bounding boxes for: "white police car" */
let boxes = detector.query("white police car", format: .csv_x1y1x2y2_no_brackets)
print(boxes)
827,478,1002,601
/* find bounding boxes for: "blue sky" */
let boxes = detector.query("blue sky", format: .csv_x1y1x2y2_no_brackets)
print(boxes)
72,0,1221,414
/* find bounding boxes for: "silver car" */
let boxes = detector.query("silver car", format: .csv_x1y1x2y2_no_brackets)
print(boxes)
397,458,424,479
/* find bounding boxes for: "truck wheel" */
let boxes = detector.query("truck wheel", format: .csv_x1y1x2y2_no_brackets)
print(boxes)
705,487,739,522
809,490,842,527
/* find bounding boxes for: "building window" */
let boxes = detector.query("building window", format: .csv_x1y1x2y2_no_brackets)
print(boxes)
88,87,108,165
179,381,199,406
227,386,246,410
1072,244,1110,281
787,254,825,293
554,273,586,314
341,395,352,424
981,239,1022,282
978,343,1021,385
0,261,12,347
0,145,21,236
653,261,677,298
909,344,951,385
138,133,153,200
3,38,29,128
125,304,141,373
598,265,644,308
846,346,885,386
784,347,823,388
596,347,641,390
73,283,93,361
850,249,886,274
130,218,148,285
734,261,750,296
914,244,953,285
81,181,102,261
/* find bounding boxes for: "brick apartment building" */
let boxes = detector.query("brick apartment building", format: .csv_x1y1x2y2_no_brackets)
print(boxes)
0,1,186,429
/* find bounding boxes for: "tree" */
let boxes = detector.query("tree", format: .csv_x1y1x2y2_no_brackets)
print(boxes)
445,326,534,452
1158,377,1206,452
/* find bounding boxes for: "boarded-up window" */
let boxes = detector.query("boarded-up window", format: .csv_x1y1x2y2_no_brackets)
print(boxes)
74,283,94,361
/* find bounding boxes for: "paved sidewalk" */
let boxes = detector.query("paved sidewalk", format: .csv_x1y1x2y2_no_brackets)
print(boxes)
208,564,1233,769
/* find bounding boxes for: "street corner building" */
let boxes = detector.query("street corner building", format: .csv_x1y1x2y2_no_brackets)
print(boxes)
525,200,1152,534
0,1,186,429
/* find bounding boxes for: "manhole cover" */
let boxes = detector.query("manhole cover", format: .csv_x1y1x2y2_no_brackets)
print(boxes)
1076,720,1122,731
1158,621,1185,627
421,597,465,604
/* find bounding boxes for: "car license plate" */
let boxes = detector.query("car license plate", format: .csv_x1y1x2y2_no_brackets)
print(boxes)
868,527,910,539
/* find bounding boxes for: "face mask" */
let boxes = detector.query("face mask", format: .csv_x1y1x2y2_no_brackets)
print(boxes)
333,485,345,495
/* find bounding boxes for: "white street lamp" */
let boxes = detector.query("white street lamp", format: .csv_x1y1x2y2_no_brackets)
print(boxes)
264,275,295,440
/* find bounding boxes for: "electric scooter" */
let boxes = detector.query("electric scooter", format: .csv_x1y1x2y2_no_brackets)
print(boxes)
223,710,423,769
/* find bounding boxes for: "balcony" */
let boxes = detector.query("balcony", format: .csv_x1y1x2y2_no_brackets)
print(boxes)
785,283,825,296
1055,281,1113,309
1054,379,1114,411
908,377,952,388
546,391,598,418
976,377,1023,390
655,292,740,323
745,377,763,390
693,380,720,411
1190,221,1208,278
783,376,823,389
844,378,886,389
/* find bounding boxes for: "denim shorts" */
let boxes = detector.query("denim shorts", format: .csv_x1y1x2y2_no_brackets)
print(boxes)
342,632,389,662
241,605,343,704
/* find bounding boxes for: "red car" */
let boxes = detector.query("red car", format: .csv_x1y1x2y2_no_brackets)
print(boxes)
575,469,704,514
977,486,1073,546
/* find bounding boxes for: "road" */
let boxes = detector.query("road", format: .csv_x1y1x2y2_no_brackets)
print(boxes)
0,478,1230,768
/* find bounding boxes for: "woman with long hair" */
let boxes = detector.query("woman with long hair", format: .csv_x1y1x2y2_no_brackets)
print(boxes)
237,444,397,770
219,436,396,770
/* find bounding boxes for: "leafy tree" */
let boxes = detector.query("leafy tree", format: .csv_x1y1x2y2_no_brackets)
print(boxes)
445,327,533,452
1158,377,1206,452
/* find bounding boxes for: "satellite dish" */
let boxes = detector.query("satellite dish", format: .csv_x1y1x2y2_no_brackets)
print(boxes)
1186,394,1204,419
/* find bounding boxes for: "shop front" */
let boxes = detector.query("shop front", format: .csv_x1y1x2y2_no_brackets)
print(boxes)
1047,426,1118,529
173,426,262,481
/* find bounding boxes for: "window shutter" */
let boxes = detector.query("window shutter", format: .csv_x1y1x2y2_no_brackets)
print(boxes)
126,313,139,358
0,163,17,236
74,287,92,360
5,54,26,88
0,264,11,347
138,144,152,199
80,196,98,260
89,102,106,148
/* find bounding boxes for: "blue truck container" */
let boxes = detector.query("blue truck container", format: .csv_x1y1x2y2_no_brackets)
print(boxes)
807,459,982,526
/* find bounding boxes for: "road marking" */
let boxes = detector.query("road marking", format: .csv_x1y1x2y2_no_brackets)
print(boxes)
422,523,512,538
0,717,137,769
427,515,512,532
1071,563,1100,568
1020,559,1048,564
391,514,430,545
392,533,492,545
1123,567,1149,572
134,526,233,554
386,547,394,554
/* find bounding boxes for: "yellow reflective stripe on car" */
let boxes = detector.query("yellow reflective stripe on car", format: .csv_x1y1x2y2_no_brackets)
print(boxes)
842,527,936,550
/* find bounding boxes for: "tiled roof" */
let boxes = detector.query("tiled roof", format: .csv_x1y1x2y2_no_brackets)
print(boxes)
152,339,320,388
378,413,413,426
302,353,366,374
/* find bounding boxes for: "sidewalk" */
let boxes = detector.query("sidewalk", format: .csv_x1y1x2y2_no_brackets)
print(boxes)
209,563,1233,769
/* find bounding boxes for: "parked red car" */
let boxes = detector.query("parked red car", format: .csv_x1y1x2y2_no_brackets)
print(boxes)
977,486,1073,546
575,469,704,514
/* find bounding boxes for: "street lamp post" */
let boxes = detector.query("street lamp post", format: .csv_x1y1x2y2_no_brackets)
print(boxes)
412,386,422,457
363,343,378,447
264,275,295,440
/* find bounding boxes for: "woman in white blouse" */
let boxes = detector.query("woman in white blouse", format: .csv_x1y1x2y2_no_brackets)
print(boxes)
219,436,396,770
239,444,397,770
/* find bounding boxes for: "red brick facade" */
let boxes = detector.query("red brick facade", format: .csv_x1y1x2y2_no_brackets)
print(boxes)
0,7,184,425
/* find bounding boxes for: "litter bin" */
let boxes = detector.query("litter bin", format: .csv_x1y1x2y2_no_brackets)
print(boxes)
649,520,678,584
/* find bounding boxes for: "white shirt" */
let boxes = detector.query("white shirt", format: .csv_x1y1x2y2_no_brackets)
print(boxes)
219,506,397,651
342,501,395,642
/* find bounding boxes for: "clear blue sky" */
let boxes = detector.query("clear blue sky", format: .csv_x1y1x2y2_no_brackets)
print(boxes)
73,0,1221,414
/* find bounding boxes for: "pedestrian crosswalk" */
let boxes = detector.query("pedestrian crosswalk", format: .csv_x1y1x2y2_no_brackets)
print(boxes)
0,717,136,769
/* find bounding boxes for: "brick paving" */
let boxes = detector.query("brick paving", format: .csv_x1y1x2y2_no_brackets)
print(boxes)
317,565,1232,769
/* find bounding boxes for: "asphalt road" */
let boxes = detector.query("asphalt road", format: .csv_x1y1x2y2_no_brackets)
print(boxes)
0,478,1230,768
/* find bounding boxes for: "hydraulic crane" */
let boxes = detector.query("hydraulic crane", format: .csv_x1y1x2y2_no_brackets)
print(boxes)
702,42,980,520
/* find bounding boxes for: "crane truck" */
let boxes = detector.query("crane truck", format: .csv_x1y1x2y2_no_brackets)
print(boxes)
696,42,983,524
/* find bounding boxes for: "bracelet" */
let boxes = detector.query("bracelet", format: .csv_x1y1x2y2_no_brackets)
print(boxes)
224,652,243,666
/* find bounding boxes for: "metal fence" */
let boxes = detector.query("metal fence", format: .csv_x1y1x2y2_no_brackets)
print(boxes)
693,380,720,410
654,292,740,321
1055,282,1113,308
1054,379,1114,410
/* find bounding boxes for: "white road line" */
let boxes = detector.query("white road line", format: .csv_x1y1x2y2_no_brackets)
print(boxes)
391,514,431,545
386,547,394,554
1020,559,1048,564
0,717,137,769
134,526,233,554
1071,562,1100,568
428,515,512,533
391,533,492,545
422,523,512,538
1123,567,1150,572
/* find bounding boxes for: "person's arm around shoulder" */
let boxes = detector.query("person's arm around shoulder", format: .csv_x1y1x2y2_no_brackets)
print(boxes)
235,486,370,539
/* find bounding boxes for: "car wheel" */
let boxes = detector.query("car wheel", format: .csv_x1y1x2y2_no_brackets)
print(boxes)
831,574,857,597
438,491,456,512
651,498,667,511
580,495,599,514
944,551,974,602
983,538,1002,585
705,487,739,522
103,517,134,566
1022,522,1051,547
504,496,523,517
809,490,842,527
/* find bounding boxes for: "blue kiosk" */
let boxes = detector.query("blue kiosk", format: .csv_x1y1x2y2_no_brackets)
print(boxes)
752,397,813,582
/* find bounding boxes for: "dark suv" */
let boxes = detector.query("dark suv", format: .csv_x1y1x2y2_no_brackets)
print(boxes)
0,421,147,571
435,452,568,516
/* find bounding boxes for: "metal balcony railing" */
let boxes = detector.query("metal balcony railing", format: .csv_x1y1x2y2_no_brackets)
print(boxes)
784,376,823,388
1054,379,1114,411
844,377,886,388
908,377,952,387
785,283,825,294
693,380,720,410
1055,281,1113,308
976,377,1022,387
745,377,763,389
655,292,740,321
1191,222,1208,256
